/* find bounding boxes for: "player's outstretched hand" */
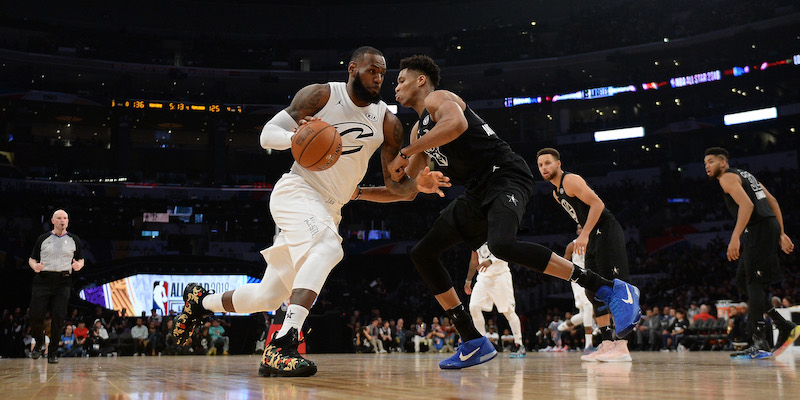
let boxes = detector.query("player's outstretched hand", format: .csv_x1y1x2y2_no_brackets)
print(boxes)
780,233,794,254
415,166,450,197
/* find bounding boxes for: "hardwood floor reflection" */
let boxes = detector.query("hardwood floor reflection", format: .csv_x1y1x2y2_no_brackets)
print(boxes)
5,350,800,399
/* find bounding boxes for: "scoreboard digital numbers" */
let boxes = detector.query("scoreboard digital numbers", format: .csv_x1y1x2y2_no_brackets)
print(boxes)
112,99,242,113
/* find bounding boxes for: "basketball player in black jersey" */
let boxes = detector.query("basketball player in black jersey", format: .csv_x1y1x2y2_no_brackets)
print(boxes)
536,148,633,362
704,147,797,359
364,54,641,369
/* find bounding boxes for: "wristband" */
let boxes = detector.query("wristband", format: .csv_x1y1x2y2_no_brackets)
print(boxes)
354,187,362,201
399,149,410,160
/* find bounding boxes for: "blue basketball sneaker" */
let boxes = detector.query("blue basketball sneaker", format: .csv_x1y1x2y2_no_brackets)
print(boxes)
439,336,497,369
595,279,641,337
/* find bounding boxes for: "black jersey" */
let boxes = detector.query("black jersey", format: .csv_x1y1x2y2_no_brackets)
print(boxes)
555,172,613,226
417,105,517,186
722,168,775,226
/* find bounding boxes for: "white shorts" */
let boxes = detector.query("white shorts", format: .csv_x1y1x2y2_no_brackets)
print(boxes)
570,281,592,310
260,173,343,294
469,271,516,313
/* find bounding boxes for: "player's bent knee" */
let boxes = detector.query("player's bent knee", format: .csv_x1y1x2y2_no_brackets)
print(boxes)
485,240,514,263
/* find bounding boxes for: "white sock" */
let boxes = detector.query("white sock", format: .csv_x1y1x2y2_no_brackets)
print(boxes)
277,304,309,338
202,292,223,312
585,334,593,348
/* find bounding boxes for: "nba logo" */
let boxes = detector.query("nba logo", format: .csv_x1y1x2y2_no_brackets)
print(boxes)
152,281,169,314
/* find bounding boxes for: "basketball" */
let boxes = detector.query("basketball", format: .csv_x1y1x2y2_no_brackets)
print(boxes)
291,119,342,171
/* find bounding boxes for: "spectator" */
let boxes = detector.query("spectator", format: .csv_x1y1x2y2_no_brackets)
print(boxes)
693,304,717,322
378,321,394,353
57,325,83,357
146,321,162,356
486,325,501,351
131,317,148,356
412,317,428,353
426,317,446,353
663,309,689,351
501,328,515,352
394,318,411,352
207,319,229,355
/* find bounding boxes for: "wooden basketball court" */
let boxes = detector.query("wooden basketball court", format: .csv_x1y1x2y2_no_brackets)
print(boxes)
6,351,800,399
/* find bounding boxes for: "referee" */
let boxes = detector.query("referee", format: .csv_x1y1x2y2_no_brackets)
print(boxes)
28,209,85,363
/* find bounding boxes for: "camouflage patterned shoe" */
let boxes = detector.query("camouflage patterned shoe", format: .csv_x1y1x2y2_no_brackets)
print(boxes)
172,283,214,346
258,328,317,377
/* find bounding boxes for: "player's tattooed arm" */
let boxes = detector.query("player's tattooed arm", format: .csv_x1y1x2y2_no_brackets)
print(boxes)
356,117,450,203
285,84,331,122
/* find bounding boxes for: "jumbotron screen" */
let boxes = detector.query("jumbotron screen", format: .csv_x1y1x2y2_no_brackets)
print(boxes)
79,274,262,317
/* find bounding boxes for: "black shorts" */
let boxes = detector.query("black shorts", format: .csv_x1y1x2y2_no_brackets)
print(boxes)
439,163,534,250
736,217,782,290
584,217,629,280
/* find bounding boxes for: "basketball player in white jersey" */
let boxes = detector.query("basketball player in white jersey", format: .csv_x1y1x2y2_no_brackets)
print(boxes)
171,46,450,377
558,224,596,355
464,243,526,357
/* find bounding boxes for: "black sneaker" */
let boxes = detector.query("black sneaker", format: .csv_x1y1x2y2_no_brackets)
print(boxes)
730,338,773,359
47,355,59,364
258,328,317,377
172,283,214,346
31,349,42,360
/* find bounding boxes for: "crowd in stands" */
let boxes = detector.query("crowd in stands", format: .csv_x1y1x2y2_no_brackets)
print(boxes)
0,305,247,358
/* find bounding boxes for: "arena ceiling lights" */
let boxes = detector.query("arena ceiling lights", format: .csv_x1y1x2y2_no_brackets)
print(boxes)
723,107,778,126
593,126,644,142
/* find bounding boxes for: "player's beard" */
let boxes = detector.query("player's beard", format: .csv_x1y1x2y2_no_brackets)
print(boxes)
353,72,382,104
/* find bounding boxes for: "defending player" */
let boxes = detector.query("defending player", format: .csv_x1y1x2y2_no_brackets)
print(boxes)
362,54,641,369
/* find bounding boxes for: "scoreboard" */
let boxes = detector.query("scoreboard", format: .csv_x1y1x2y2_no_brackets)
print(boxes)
112,99,243,113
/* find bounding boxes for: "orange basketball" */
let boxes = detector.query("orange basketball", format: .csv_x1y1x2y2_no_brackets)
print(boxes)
291,119,342,171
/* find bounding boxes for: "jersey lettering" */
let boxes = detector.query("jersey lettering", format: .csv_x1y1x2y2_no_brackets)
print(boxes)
419,127,449,166
333,122,374,155
560,199,580,223
740,170,766,200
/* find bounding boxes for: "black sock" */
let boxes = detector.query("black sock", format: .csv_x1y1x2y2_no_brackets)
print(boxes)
600,325,614,341
570,265,613,293
446,303,482,342
767,307,794,330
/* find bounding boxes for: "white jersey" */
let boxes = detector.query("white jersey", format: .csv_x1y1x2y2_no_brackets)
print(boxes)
289,82,387,207
476,243,510,277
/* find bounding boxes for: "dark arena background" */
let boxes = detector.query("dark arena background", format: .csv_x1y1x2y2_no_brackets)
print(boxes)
1,1,799,398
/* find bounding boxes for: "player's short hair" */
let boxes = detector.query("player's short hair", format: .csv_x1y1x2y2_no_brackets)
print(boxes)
399,55,441,87
536,147,560,160
704,147,729,160
350,46,383,63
